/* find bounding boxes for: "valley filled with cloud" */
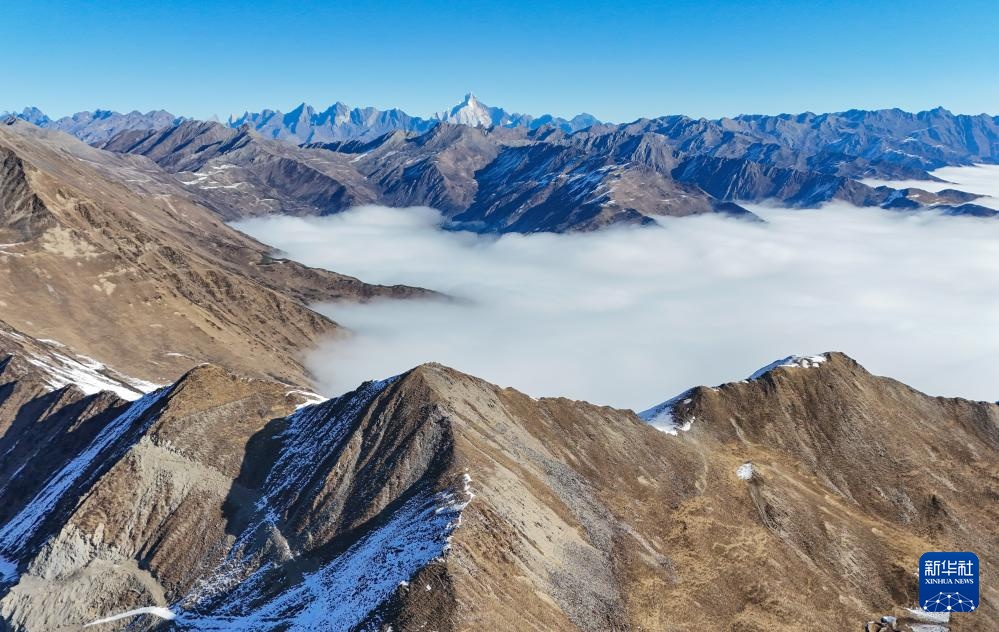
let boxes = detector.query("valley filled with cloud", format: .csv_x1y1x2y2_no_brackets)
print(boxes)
235,166,999,410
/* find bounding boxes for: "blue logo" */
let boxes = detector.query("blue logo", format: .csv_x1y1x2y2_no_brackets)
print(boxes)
919,552,979,613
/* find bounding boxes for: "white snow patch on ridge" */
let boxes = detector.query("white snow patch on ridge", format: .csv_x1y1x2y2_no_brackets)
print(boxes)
747,354,827,380
736,463,754,480
0,328,158,400
175,481,473,631
639,389,696,435
20,350,159,400
286,389,327,409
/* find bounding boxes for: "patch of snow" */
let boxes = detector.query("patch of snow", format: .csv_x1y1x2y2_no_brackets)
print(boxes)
255,379,395,517
18,349,155,400
0,555,16,585
747,354,827,380
0,330,158,400
638,389,696,435
906,608,951,624
85,606,176,627
736,463,754,480
286,389,327,410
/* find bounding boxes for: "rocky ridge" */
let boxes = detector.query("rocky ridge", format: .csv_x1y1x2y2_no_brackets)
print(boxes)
0,343,994,631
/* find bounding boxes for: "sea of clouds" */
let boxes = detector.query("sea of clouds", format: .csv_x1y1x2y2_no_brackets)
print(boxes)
234,165,999,410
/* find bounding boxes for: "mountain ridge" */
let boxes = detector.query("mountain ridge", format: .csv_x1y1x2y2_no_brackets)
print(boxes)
8,100,999,233
0,334,995,630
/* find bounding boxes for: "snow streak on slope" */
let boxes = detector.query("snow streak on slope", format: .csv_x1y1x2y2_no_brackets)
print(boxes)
0,389,167,567
175,487,471,631
84,606,176,627
131,375,474,630
0,327,158,400
256,377,397,524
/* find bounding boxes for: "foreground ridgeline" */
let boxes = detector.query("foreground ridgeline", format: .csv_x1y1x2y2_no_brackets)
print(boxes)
0,332,995,630
7,100,999,233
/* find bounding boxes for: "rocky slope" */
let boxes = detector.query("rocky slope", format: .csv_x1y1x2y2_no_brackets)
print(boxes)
0,119,429,388
0,347,994,631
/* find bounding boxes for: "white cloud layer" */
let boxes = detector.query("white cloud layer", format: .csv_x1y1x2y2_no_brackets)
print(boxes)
234,170,999,410
862,164,999,209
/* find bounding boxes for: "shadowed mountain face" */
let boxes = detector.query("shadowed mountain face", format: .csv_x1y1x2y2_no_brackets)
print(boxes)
0,338,994,631
11,101,998,232
0,121,430,388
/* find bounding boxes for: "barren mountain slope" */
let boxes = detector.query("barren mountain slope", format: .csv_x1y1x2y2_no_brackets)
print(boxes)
0,350,994,631
0,120,428,387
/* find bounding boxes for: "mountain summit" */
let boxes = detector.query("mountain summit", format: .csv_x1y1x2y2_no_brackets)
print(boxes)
437,92,517,127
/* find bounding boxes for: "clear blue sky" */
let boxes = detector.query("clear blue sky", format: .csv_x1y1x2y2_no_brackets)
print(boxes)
4,0,998,121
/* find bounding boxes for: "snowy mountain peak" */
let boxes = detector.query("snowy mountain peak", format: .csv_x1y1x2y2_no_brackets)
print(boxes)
438,92,506,128
747,354,828,380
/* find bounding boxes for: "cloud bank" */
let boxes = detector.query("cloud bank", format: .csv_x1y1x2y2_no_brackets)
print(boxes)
234,174,999,410
862,164,999,209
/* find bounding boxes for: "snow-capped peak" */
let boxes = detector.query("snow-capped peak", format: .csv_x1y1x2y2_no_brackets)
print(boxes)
437,92,507,128
638,388,697,435
747,354,828,380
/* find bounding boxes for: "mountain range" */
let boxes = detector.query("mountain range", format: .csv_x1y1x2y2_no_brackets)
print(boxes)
0,326,994,631
6,98,998,232
1,95,997,631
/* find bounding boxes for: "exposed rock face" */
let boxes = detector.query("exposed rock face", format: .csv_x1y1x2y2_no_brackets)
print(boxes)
0,121,431,388
0,349,994,630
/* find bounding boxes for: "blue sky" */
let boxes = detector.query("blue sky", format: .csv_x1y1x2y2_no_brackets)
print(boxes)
4,0,998,121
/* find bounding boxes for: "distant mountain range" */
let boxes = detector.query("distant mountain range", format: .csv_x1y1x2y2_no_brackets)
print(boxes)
4,98,999,232
7,94,601,145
